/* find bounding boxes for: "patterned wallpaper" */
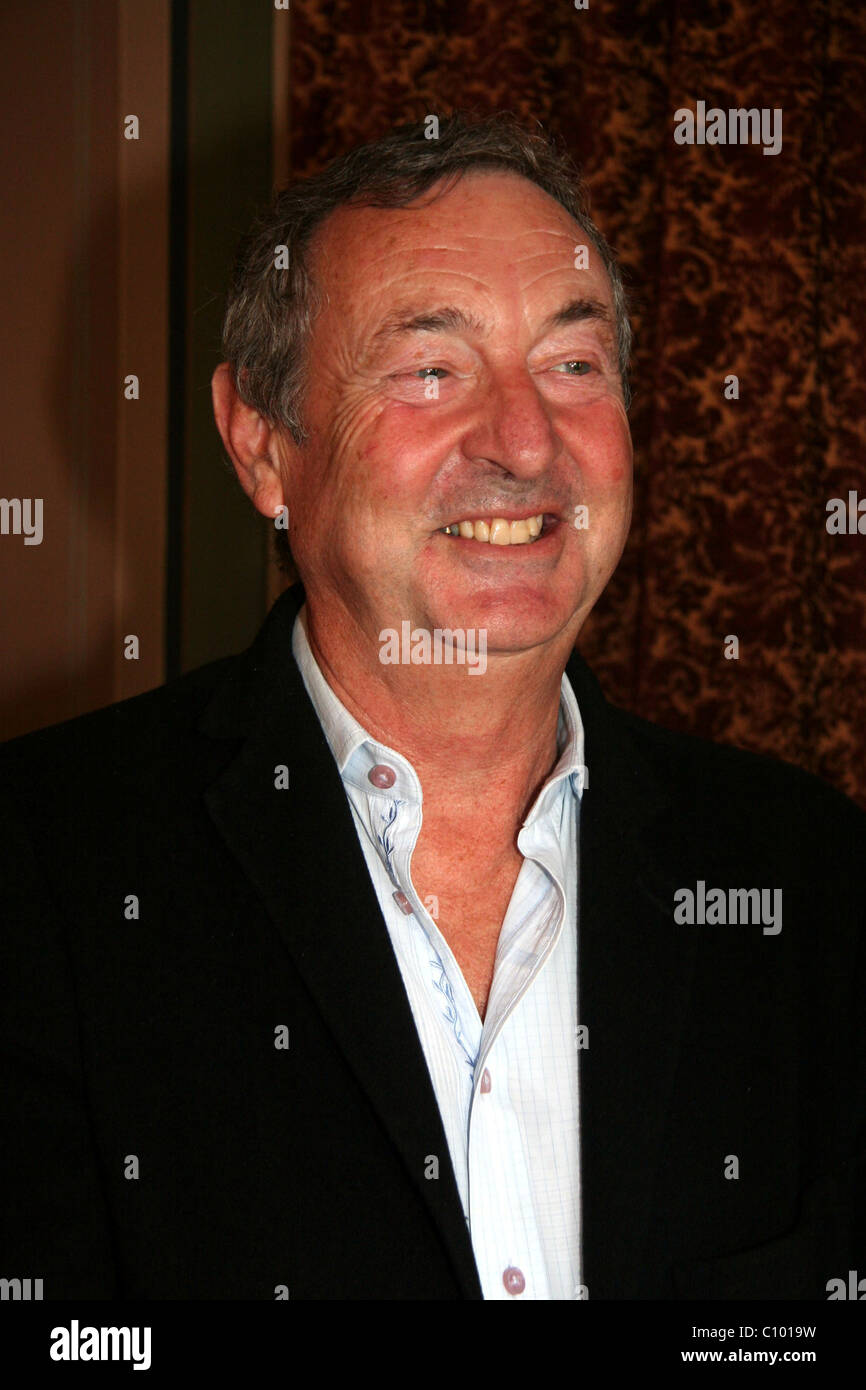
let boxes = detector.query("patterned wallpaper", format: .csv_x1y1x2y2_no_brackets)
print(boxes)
282,0,866,806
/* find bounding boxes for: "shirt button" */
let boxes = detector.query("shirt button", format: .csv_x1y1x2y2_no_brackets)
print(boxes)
368,764,396,789
502,1266,526,1296
392,890,414,916
480,1068,492,1093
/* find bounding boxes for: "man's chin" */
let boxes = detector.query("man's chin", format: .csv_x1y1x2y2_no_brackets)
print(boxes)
417,593,583,659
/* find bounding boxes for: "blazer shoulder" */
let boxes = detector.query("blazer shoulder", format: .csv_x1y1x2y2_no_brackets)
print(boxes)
609,702,866,841
0,652,240,792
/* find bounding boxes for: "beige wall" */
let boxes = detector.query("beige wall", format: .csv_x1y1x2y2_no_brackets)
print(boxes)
0,0,169,739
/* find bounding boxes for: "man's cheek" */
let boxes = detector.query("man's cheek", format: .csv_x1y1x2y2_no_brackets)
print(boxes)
325,387,392,468
579,459,631,504
586,392,631,443
573,464,632,546
584,425,633,489
601,457,632,491
360,433,436,512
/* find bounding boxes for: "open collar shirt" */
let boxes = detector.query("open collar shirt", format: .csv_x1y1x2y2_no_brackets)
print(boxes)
292,605,585,1300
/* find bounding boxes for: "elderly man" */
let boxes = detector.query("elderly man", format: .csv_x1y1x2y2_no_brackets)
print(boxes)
1,114,864,1302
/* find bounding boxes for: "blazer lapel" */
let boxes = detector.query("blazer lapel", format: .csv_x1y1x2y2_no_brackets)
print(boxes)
199,583,482,1298
567,651,698,1299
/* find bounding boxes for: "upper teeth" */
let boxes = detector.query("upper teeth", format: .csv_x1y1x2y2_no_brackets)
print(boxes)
441,514,544,544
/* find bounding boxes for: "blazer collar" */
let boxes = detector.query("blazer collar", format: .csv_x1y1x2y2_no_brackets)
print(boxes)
200,584,694,1300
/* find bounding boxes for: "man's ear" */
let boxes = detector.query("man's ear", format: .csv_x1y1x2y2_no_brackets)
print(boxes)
211,363,291,522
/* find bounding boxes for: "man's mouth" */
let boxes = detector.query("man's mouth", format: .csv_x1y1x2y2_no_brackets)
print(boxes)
437,513,552,546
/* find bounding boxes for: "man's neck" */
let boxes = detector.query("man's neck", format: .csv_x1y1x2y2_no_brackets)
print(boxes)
301,602,573,829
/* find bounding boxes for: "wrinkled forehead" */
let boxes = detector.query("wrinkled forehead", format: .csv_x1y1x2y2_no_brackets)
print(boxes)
306,171,615,332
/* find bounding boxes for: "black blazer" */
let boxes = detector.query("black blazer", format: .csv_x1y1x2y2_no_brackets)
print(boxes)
1,582,864,1300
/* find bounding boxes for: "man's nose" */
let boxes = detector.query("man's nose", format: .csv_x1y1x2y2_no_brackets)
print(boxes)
460,365,562,480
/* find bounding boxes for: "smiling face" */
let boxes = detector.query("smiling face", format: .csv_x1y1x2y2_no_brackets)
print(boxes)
277,169,633,661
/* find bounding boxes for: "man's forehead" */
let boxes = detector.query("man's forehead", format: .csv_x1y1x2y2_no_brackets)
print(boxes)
309,171,615,329
315,168,578,249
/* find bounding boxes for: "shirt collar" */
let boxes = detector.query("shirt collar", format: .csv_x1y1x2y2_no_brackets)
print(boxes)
291,602,586,813
291,603,375,774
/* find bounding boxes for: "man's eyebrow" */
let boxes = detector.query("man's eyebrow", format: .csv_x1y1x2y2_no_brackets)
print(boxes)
543,296,612,334
368,305,487,347
366,296,613,351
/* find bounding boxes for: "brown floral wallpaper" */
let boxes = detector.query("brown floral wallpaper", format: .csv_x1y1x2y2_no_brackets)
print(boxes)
283,0,866,807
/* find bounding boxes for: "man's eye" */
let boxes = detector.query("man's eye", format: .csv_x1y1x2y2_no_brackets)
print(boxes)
412,367,448,380
552,360,592,375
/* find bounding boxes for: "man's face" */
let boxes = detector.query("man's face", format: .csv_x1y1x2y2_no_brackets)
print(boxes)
278,170,633,658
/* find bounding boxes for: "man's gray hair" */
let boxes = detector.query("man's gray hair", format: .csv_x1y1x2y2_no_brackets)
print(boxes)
220,111,632,571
